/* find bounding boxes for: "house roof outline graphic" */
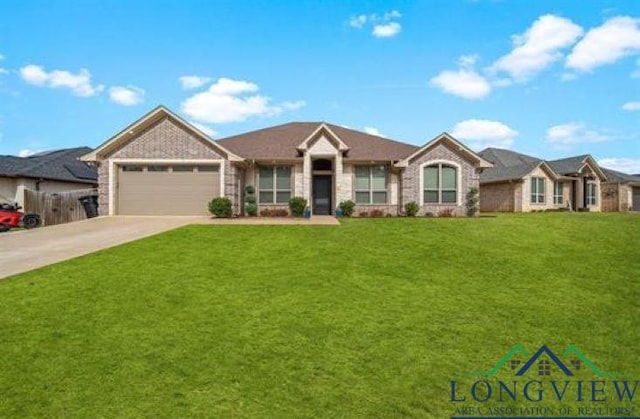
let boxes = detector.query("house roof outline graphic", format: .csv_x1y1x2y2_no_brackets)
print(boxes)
562,344,628,377
462,344,529,377
516,344,573,376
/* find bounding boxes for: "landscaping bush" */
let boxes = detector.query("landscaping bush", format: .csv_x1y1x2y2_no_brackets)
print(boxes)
208,197,233,218
259,208,289,217
370,209,385,218
466,187,479,217
405,201,420,217
244,185,257,216
289,196,307,217
245,203,257,216
359,211,369,217
437,208,455,217
338,200,356,217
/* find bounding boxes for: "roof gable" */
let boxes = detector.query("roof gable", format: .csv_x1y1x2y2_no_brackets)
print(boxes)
81,105,242,162
395,132,493,168
548,155,607,181
297,124,349,152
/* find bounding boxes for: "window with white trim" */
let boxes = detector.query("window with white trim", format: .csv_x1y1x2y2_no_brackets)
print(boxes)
259,166,291,204
423,164,457,204
587,182,597,206
355,165,387,204
553,181,563,205
531,177,545,204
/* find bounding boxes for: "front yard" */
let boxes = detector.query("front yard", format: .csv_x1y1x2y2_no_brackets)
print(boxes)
0,213,638,417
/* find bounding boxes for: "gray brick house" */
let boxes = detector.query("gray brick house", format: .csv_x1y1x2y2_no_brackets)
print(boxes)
81,106,492,216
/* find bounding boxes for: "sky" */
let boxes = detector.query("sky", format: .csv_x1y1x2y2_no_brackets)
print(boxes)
0,0,639,173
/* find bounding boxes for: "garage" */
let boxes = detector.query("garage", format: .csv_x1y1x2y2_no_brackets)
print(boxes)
117,164,220,215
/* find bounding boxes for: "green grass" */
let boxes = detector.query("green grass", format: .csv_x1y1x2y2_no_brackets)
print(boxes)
1,213,639,417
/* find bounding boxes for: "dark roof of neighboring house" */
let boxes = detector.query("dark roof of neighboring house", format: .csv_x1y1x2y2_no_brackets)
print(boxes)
477,148,544,183
0,147,97,184
601,167,640,184
216,122,419,161
547,155,590,175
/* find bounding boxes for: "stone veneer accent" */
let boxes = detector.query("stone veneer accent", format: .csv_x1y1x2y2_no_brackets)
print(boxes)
401,143,479,216
98,116,229,215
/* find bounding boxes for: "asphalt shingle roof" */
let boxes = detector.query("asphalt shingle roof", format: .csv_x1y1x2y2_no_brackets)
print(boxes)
0,147,97,183
547,155,589,175
477,148,543,183
601,167,640,183
216,122,419,161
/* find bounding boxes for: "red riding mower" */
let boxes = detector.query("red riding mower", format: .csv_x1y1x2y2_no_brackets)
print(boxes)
0,194,41,233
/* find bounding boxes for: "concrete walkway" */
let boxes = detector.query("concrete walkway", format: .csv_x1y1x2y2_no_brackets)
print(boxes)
0,215,339,279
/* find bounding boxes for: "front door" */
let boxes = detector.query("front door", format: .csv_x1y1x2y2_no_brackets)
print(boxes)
313,175,332,215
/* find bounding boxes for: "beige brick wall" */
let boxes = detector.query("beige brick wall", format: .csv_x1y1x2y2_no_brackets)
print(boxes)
99,116,228,215
480,182,517,212
521,166,555,212
401,143,479,216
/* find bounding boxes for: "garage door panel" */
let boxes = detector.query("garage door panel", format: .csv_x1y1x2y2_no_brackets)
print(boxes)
118,166,220,215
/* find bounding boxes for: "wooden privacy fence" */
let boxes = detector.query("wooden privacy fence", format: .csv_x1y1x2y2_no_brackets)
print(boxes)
23,188,98,226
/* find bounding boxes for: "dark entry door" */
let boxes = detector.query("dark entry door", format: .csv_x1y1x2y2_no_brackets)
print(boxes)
313,175,332,215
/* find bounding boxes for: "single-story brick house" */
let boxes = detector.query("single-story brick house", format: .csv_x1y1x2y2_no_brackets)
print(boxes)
0,147,97,208
477,148,608,212
600,167,640,212
80,106,493,216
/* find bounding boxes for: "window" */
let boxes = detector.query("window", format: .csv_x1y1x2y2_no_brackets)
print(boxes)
197,165,219,173
531,177,545,204
423,164,457,204
538,360,551,376
122,165,143,172
259,166,291,204
587,182,597,206
553,182,563,205
147,165,168,172
172,165,194,172
355,165,387,204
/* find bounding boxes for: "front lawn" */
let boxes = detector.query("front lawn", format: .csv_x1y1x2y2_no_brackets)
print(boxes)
0,213,638,417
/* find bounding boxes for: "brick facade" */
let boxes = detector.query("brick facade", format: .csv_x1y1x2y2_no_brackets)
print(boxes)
98,116,229,215
401,143,480,216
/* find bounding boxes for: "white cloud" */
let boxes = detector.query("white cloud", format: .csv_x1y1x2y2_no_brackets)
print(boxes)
18,149,42,157
372,22,402,38
429,55,492,100
189,120,217,138
363,126,384,137
349,15,367,29
489,14,583,81
451,119,518,150
109,85,145,106
349,10,402,38
179,75,212,90
19,64,104,97
622,101,640,111
566,16,640,72
181,77,304,124
545,122,612,148
598,158,640,174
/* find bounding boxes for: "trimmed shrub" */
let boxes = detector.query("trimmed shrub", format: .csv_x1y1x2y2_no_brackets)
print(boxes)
466,187,479,217
208,197,233,218
245,195,256,204
245,185,255,194
359,211,369,217
370,209,384,218
245,203,257,216
260,208,289,217
405,201,420,217
289,196,307,217
338,200,356,217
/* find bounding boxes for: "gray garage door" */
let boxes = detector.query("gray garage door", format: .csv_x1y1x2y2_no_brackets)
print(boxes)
117,164,220,215
633,187,640,212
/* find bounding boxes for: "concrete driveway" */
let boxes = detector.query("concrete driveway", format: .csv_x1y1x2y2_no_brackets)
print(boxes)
0,216,201,280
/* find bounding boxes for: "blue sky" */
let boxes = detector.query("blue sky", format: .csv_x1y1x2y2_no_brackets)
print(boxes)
1,0,639,172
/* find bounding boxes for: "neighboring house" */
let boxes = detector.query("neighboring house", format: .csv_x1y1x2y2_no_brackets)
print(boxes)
600,168,640,212
80,105,492,216
0,147,98,207
478,148,607,212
